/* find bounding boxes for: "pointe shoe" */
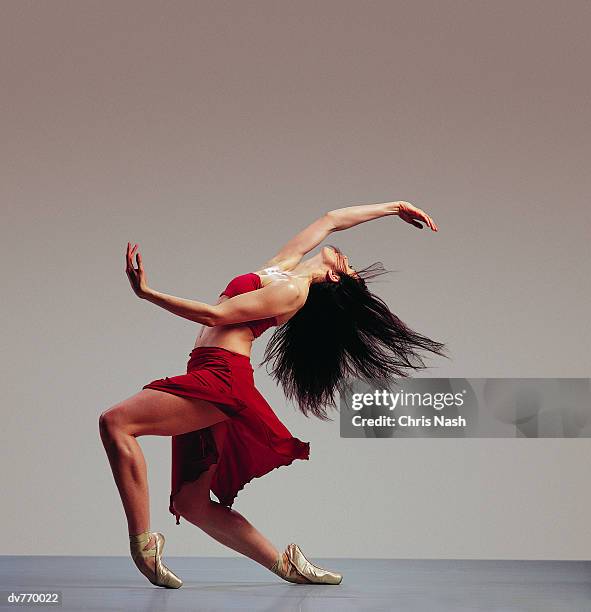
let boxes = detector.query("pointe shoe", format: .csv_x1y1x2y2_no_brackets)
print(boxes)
270,543,342,585
129,530,183,588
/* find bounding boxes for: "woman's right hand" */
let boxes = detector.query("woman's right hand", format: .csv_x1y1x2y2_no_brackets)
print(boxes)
398,201,438,231
125,242,150,299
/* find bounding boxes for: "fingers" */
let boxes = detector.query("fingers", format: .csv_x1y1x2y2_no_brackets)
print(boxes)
426,213,438,231
420,209,437,231
408,208,438,231
423,213,437,231
400,212,423,229
125,242,144,295
415,209,437,231
126,242,139,269
400,210,438,231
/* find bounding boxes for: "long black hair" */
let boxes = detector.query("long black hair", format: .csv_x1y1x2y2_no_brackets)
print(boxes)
259,246,448,421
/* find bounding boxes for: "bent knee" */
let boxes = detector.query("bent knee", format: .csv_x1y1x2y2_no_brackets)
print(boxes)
173,494,212,521
99,406,127,438
173,477,215,519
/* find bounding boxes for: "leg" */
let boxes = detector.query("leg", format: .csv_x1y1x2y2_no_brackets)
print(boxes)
99,388,230,537
171,420,280,570
99,388,286,580
172,432,339,584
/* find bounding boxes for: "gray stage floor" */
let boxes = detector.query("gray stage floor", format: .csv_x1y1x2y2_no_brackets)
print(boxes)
1,556,590,611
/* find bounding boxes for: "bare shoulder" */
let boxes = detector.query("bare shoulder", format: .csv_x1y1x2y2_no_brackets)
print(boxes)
254,267,308,307
255,255,299,274
260,276,308,325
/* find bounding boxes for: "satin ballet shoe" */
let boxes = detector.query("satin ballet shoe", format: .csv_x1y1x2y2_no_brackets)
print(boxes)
129,530,183,588
270,543,343,585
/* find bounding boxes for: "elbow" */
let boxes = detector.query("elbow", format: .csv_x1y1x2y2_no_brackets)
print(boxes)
201,306,222,327
324,211,339,232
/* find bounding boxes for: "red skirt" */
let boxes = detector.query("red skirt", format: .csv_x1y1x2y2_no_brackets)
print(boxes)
142,346,310,525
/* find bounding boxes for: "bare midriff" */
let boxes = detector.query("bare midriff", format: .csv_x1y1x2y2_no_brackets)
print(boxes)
192,269,301,358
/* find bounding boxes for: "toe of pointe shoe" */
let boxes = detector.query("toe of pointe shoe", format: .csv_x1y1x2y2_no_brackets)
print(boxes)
286,543,343,585
154,533,183,589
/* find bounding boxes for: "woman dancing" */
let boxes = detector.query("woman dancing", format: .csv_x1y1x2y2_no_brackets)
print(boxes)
99,200,446,588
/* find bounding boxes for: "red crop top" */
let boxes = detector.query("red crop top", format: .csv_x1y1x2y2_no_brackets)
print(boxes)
219,272,278,339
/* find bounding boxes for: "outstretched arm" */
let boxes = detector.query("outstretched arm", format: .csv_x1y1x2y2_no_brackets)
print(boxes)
142,281,303,327
327,201,438,231
263,201,438,269
263,214,335,269
125,244,304,326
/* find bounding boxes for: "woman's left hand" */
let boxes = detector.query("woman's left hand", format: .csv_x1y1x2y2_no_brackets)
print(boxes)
125,242,150,299
398,201,438,231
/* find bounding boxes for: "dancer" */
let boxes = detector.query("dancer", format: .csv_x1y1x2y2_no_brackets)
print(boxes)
99,200,446,588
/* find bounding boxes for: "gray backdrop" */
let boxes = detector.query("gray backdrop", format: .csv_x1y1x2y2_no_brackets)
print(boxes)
1,1,590,560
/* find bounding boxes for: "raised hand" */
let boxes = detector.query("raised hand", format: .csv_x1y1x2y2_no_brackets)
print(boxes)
125,242,150,298
398,201,438,231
